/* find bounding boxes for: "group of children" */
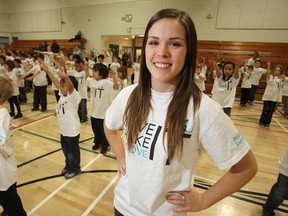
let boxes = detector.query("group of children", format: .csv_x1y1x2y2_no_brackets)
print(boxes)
194,54,288,128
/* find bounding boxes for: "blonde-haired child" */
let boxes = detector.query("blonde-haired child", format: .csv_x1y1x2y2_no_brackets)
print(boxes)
0,77,27,216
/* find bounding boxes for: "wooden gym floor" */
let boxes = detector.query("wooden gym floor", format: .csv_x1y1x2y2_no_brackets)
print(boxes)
1,86,288,216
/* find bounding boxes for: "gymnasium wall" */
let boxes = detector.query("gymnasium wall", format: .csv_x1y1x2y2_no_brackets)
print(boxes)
0,0,288,53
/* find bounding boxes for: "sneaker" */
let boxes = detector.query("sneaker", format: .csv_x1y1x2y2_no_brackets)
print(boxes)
100,146,110,154
92,143,101,151
64,170,81,179
31,108,39,111
285,111,288,116
264,125,270,129
41,108,47,112
249,101,254,105
260,124,265,128
80,119,87,123
14,113,23,119
61,168,68,175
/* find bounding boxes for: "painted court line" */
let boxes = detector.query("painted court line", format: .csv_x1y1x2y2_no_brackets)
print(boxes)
273,117,288,133
27,154,103,216
13,114,54,130
82,175,119,216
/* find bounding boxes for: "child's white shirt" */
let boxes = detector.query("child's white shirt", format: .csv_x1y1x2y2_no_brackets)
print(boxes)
8,69,20,95
262,75,283,102
74,70,88,99
86,77,114,119
251,67,267,85
0,107,17,191
212,73,240,108
56,89,81,136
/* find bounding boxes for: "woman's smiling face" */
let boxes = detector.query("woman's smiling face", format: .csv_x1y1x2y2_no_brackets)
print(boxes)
145,18,187,92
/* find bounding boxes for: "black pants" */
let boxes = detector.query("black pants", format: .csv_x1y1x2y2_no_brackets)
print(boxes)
259,101,277,126
8,96,22,115
91,117,109,148
18,87,27,103
33,85,47,110
0,183,27,216
240,88,251,105
250,84,258,102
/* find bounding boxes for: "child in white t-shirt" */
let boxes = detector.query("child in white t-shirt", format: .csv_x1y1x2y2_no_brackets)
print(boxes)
41,63,81,179
13,59,27,104
87,63,118,154
69,59,88,123
249,59,270,105
194,65,206,92
211,60,240,116
239,65,253,107
282,76,288,116
0,77,27,216
259,65,285,128
3,60,23,119
109,56,121,74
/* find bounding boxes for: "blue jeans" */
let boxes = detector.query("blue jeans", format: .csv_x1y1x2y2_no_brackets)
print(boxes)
263,173,288,215
78,99,87,122
60,134,81,173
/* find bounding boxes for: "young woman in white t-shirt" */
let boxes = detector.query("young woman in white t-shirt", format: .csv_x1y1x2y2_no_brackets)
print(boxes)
259,65,285,128
0,77,27,216
104,8,257,216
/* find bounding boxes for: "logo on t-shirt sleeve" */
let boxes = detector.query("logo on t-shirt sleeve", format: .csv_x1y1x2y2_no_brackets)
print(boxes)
233,132,244,147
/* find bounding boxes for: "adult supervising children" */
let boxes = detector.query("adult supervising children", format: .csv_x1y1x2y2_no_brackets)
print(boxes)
104,8,257,216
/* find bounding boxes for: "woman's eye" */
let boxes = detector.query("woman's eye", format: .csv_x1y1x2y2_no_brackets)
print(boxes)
148,40,159,46
170,42,181,47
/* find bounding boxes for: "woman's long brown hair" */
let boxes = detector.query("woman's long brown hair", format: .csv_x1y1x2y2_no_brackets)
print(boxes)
124,9,202,161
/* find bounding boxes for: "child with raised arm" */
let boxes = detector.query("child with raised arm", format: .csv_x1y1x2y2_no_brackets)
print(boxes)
194,65,206,92
249,59,270,105
104,8,257,216
259,65,285,128
41,63,81,179
0,77,27,216
211,60,241,116
87,63,118,154
240,65,253,107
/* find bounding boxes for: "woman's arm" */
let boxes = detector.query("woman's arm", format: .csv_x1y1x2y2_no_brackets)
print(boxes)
104,122,126,176
167,150,257,212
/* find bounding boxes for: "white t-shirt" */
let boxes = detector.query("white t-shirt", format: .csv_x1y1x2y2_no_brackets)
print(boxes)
14,67,25,88
251,67,267,86
282,77,288,96
0,107,17,191
56,89,81,136
86,77,114,119
212,73,240,108
262,75,283,102
51,67,61,91
132,62,140,84
32,64,48,86
74,70,87,99
279,149,288,177
241,71,252,89
194,72,206,92
110,62,120,73
105,85,250,216
8,69,19,96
